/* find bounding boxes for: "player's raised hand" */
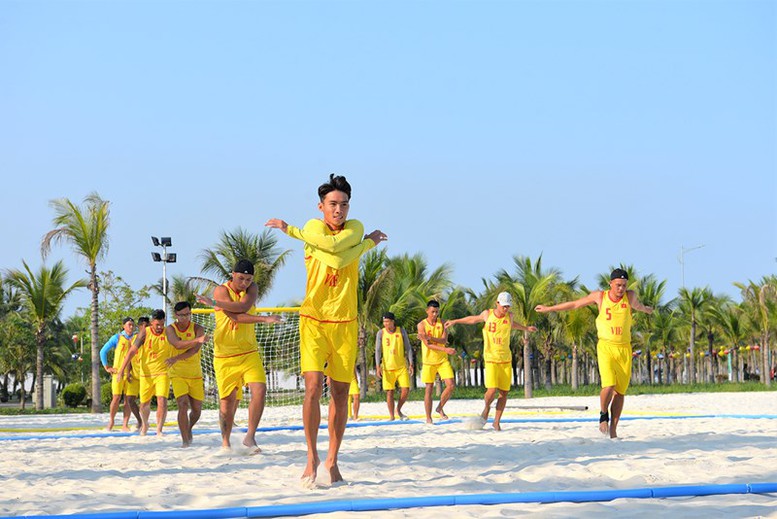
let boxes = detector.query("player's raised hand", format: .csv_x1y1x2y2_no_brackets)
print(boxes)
365,229,387,245
265,218,288,233
535,305,550,313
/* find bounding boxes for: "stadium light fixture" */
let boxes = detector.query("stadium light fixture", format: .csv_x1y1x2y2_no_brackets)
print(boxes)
151,235,176,321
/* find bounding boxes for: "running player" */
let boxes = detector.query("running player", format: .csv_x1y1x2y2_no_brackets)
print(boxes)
417,300,455,424
375,311,414,421
99,317,141,431
165,301,208,447
196,260,281,453
535,268,653,438
117,309,172,436
446,292,537,431
266,173,387,486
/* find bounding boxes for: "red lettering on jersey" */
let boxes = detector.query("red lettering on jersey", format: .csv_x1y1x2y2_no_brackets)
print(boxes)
621,304,627,309
325,273,339,287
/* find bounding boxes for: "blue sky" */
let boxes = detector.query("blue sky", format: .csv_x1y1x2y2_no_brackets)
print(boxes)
1,0,775,318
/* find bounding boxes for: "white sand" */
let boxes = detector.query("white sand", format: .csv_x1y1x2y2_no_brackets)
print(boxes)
1,392,776,518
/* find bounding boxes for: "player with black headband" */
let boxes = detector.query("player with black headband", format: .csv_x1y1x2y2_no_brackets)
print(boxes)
535,268,653,438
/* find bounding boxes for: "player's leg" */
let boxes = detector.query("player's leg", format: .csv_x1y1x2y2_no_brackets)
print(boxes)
107,389,121,431
219,387,239,448
396,368,410,420
188,395,202,444
493,390,509,431
243,381,266,452
302,371,323,480
155,396,167,436
325,378,349,483
386,389,395,420
436,362,455,419
176,393,191,446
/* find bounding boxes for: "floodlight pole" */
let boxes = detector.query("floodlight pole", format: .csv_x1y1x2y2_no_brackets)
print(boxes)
151,237,175,322
679,244,705,288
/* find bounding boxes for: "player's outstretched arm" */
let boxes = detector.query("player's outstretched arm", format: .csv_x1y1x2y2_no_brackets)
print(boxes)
535,292,600,313
198,284,258,314
445,311,488,329
628,291,654,315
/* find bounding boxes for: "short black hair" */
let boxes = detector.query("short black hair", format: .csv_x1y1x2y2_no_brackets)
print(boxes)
151,309,166,321
174,301,191,313
122,316,134,324
426,300,440,308
610,268,629,281
137,316,150,325
382,311,396,321
318,174,352,201
234,259,255,275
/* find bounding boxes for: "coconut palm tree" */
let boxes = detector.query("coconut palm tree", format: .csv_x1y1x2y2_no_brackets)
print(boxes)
197,228,291,301
677,287,712,385
41,192,110,412
356,249,394,397
150,274,209,309
709,302,749,383
631,274,667,385
734,277,777,386
495,255,561,398
0,312,36,408
5,260,86,410
650,305,679,384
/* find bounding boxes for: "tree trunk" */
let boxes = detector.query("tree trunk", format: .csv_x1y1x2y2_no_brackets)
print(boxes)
90,264,102,413
688,319,696,384
35,328,45,411
707,331,715,383
571,343,578,390
762,332,771,386
358,325,367,398
522,331,532,398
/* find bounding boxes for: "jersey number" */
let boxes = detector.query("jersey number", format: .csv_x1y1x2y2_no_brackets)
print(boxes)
487,322,497,332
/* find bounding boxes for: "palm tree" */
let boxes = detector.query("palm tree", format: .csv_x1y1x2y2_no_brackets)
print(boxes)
356,249,394,397
0,312,36,408
151,274,209,308
677,287,712,385
709,302,749,383
632,274,667,385
41,192,109,412
5,260,86,410
734,277,777,386
496,255,561,398
651,305,679,384
197,228,291,301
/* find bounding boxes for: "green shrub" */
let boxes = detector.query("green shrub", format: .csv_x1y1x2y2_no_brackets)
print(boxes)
101,381,113,408
62,383,87,408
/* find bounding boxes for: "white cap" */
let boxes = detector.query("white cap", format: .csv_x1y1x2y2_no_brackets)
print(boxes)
496,292,512,307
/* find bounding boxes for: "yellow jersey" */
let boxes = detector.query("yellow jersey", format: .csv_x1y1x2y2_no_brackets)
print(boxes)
112,333,138,378
483,309,512,363
381,328,406,371
168,322,202,379
596,290,632,346
421,319,447,366
214,282,259,358
288,219,374,323
138,328,173,377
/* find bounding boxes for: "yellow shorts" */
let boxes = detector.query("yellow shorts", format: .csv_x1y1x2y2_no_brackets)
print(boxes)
382,367,410,391
348,378,360,396
111,373,139,397
139,374,170,403
171,377,205,401
421,360,454,384
299,317,357,384
214,350,265,400
485,362,512,392
597,340,632,394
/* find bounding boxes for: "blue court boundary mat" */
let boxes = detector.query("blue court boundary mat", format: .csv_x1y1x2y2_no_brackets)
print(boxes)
1,413,776,442
3,482,776,518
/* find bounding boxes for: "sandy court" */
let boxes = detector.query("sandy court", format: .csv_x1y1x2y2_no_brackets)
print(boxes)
1,392,776,518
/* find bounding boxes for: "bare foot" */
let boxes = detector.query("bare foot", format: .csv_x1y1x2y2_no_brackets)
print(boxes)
140,424,149,436
389,415,395,421
398,411,408,421
325,461,343,484
301,456,320,485
425,417,434,424
435,406,449,420
493,422,502,431
599,411,610,436
120,426,131,432
242,439,262,455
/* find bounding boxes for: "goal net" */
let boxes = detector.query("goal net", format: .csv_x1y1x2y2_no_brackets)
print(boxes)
192,307,306,408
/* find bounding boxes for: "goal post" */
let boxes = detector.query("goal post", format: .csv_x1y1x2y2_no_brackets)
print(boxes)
192,307,305,408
